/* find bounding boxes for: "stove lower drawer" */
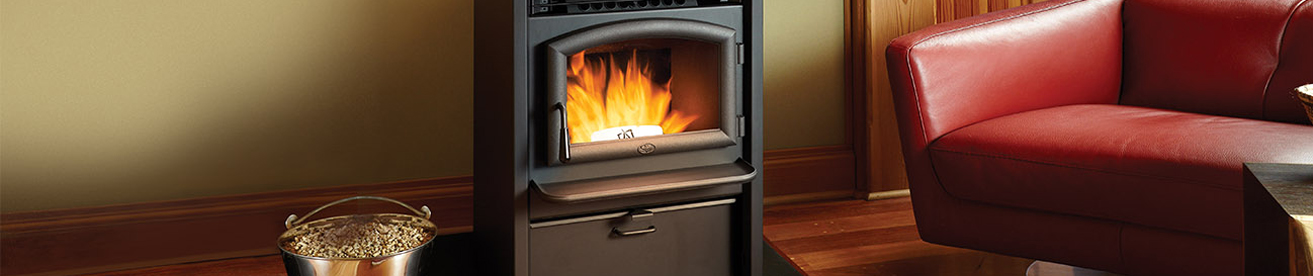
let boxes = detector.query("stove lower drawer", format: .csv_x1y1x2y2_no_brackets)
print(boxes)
528,198,735,276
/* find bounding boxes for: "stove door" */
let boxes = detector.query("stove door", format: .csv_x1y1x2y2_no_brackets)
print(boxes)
544,19,740,165
529,198,736,276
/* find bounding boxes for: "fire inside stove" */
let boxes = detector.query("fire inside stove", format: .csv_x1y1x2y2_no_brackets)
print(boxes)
565,39,720,144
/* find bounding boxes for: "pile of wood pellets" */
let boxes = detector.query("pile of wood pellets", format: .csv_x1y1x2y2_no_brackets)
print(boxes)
283,215,434,259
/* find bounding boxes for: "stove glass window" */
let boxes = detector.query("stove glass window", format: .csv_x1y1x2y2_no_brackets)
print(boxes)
565,38,721,145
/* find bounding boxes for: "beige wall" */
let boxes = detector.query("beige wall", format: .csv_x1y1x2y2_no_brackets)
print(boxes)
0,0,849,212
1,0,475,212
764,0,848,149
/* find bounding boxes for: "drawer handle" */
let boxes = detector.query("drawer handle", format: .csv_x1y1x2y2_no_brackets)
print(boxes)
613,226,657,236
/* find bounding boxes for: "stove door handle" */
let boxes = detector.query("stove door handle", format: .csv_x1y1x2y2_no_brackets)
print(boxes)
556,103,571,162
533,159,757,203
613,226,657,236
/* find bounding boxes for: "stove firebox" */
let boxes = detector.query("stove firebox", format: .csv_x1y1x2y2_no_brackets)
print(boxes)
545,19,740,165
475,1,762,275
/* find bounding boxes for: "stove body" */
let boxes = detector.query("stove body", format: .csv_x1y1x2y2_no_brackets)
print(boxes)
474,1,763,275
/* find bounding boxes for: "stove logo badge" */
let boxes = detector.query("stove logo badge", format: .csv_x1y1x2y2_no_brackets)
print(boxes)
637,143,657,155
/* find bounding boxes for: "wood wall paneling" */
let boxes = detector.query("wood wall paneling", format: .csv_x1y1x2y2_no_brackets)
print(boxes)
936,0,1045,23
862,0,936,193
988,0,1008,13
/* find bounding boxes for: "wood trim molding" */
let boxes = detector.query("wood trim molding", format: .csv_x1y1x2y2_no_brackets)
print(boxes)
1,146,852,275
846,0,873,196
763,191,854,207
763,145,857,198
865,189,912,201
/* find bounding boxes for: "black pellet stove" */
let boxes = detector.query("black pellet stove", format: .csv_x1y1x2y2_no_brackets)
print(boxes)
474,1,763,275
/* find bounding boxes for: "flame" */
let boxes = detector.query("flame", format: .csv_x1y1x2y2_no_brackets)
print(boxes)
566,49,697,143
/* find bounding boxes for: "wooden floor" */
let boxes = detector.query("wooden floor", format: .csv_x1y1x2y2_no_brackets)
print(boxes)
764,197,1038,276
90,197,1042,276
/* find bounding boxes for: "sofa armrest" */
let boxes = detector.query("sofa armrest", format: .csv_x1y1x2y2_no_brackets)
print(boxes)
885,0,1123,219
887,0,1123,145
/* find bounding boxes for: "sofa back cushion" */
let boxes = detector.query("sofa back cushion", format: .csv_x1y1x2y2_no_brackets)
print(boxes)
1120,0,1312,125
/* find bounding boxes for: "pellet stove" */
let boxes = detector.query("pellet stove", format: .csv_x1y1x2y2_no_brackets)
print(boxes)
474,1,763,275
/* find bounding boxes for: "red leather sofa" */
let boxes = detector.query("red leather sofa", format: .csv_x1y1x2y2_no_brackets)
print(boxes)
885,0,1313,275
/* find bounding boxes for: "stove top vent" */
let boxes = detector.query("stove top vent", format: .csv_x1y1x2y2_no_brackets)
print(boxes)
531,0,738,16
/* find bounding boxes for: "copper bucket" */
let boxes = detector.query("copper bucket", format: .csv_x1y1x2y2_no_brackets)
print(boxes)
278,196,437,276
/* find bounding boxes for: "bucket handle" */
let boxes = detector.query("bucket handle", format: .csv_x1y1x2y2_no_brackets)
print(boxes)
285,196,431,229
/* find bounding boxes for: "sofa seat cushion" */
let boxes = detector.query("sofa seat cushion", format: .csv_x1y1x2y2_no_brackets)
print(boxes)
927,104,1313,240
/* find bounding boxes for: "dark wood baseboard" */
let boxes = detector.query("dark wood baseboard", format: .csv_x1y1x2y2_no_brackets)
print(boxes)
0,177,474,276
763,145,858,197
763,191,854,206
0,146,854,275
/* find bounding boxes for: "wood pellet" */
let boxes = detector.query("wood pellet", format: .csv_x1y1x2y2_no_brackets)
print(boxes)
283,216,433,259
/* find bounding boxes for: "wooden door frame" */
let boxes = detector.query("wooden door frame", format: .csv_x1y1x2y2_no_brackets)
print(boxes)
846,0,873,198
